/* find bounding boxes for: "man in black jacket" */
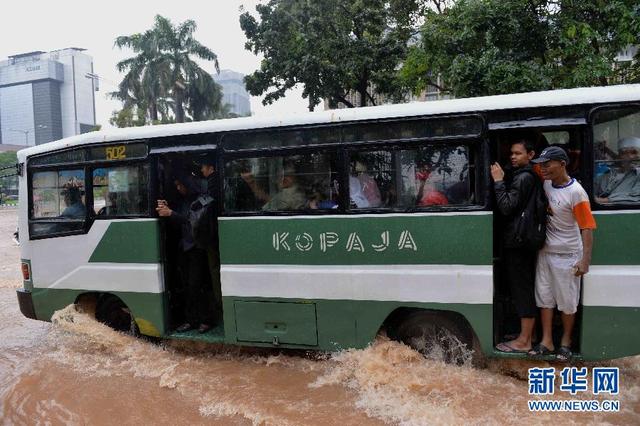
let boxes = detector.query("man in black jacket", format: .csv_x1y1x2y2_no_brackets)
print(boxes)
491,138,538,353
157,175,215,333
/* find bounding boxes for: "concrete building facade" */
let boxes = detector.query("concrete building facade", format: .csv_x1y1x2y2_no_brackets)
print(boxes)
213,69,251,116
0,48,97,148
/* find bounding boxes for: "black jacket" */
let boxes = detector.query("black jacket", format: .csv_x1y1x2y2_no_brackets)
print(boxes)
494,164,536,248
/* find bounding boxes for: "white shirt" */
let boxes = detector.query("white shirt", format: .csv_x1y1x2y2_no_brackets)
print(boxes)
543,178,596,253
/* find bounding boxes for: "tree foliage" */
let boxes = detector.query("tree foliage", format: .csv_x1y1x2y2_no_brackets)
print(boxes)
240,0,428,110
112,15,226,126
401,0,640,98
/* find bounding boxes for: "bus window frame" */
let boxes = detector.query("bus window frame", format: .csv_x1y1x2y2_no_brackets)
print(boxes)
343,138,483,214
27,164,90,240
89,160,152,220
27,142,151,239
220,145,343,216
588,103,640,211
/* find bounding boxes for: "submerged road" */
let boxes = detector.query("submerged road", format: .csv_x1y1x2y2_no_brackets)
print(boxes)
0,208,638,425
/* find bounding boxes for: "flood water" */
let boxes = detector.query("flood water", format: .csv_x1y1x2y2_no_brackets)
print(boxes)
1,208,639,425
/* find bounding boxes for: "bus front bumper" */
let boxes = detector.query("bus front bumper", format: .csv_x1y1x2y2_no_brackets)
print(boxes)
16,288,37,320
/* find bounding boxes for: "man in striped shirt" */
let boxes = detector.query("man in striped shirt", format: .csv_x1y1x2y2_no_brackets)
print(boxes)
529,146,596,361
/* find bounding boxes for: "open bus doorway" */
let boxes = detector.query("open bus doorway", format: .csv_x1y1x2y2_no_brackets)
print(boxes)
156,152,224,341
490,127,585,357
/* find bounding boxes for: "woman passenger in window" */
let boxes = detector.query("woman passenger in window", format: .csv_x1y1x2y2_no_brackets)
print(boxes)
352,160,382,207
415,161,448,206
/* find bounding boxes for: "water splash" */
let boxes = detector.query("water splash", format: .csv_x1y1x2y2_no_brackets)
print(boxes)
2,303,639,425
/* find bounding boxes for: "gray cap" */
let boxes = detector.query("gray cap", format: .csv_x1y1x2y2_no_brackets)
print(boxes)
532,146,570,164
619,136,640,150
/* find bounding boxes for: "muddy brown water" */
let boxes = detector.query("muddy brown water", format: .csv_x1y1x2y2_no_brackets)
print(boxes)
0,208,638,425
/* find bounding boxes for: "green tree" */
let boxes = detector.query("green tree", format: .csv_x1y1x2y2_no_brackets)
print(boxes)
113,15,224,123
401,0,640,98
0,151,18,204
240,0,428,110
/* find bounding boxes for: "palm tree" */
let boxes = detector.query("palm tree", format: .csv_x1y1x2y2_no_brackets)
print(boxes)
113,15,221,123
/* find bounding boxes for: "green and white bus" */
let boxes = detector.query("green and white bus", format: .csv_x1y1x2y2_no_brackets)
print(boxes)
16,85,640,363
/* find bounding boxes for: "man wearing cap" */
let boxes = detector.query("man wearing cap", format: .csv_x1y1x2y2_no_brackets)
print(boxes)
595,136,640,204
528,146,596,361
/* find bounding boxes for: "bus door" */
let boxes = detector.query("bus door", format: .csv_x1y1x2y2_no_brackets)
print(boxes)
487,119,586,348
581,105,640,360
149,144,223,335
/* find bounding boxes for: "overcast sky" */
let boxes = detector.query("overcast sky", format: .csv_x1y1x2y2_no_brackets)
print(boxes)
1,0,309,128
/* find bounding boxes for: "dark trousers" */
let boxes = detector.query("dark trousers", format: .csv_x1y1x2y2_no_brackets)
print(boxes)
178,247,215,325
503,248,537,318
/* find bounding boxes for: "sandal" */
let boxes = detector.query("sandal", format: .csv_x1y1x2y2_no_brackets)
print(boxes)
496,342,529,353
528,343,554,356
556,346,573,362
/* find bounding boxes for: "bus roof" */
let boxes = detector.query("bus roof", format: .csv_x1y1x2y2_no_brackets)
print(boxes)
17,84,640,161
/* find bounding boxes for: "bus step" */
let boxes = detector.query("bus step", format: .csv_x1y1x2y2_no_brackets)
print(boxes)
167,322,225,343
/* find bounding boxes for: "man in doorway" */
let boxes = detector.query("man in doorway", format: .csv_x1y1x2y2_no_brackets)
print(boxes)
490,138,539,353
157,175,215,333
529,146,596,361
198,156,223,324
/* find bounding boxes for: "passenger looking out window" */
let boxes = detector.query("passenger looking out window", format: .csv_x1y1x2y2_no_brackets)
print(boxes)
349,160,382,208
31,169,85,218
61,182,86,217
224,153,336,212
595,136,640,204
415,161,448,207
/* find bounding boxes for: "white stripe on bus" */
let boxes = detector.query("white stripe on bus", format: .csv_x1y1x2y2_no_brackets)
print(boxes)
39,263,164,294
220,264,492,304
583,266,640,308
218,211,491,221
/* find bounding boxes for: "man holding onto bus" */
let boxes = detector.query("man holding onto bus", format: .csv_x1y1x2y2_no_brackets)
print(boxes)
490,138,538,353
157,175,216,333
529,146,596,361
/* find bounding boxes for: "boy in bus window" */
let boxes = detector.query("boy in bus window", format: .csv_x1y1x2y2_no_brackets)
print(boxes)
595,136,640,204
490,138,538,353
529,146,596,361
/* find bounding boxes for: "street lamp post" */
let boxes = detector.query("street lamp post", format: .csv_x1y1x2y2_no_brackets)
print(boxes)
7,125,47,145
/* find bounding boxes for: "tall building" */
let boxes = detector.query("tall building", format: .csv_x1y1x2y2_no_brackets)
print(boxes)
212,70,251,116
0,48,98,148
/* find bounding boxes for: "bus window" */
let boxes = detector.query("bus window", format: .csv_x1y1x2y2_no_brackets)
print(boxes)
399,145,472,207
93,164,150,216
224,152,337,212
30,169,86,238
32,169,85,218
593,107,640,205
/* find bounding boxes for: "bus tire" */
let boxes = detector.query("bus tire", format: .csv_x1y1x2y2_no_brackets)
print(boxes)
393,311,474,366
95,295,139,336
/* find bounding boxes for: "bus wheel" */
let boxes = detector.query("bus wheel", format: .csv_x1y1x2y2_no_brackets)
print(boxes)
95,295,139,335
394,311,473,365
